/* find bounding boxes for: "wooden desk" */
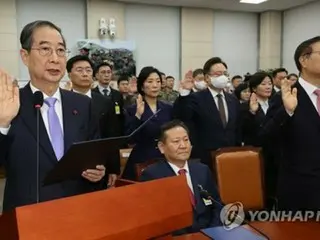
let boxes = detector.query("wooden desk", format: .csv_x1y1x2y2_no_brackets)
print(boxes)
173,221,320,240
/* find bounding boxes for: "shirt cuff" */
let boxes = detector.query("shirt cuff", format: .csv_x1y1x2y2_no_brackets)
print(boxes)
179,89,191,96
0,126,11,135
285,109,294,117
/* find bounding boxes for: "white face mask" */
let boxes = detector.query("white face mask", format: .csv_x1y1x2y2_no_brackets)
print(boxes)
194,80,207,90
210,75,229,89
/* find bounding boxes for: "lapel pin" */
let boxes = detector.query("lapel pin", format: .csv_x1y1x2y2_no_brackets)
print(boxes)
73,110,78,115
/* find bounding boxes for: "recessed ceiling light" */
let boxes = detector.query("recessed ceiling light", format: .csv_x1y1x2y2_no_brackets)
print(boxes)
240,0,268,4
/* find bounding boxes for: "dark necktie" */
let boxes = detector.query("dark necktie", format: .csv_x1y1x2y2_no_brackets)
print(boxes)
178,169,196,208
217,94,227,127
103,88,109,96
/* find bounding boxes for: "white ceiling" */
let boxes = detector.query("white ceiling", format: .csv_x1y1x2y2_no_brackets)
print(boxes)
116,0,318,12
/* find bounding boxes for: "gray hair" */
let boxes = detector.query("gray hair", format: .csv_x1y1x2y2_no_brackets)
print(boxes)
20,20,66,51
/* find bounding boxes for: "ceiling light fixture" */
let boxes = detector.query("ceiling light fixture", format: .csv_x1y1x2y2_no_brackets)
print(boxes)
240,0,268,4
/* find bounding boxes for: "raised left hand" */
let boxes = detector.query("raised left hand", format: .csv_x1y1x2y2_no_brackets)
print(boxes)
82,165,106,182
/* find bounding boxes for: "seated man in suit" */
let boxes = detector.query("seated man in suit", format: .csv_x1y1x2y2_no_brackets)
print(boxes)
67,55,122,187
0,20,105,211
140,120,222,235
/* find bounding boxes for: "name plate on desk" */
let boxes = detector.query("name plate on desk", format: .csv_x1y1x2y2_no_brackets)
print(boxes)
201,226,267,240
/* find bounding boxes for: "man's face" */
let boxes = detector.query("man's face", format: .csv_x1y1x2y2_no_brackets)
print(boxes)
118,80,129,94
166,77,175,89
68,60,93,89
96,65,112,85
300,42,320,80
232,78,242,88
20,26,67,85
158,126,192,163
161,74,166,88
206,63,227,84
274,71,287,88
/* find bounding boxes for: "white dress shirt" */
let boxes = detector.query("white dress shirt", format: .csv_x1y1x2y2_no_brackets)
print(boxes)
299,77,319,111
73,89,92,98
208,88,229,122
274,86,280,92
257,99,269,115
98,84,111,96
168,161,194,193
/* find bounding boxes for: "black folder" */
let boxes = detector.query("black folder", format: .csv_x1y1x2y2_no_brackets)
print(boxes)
43,109,161,185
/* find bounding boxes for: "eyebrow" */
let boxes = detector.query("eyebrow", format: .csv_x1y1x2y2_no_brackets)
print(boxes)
39,41,65,48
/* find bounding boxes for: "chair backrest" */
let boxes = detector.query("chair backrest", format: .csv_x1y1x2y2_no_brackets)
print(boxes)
135,159,159,180
212,147,265,211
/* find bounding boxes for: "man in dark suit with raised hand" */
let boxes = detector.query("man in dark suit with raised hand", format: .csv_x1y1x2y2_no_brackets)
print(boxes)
67,55,122,186
0,21,105,211
140,120,222,235
174,57,242,169
259,36,320,212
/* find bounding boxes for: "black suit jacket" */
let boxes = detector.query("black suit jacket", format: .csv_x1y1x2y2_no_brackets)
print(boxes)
91,92,121,175
240,101,267,146
259,82,320,211
173,89,242,165
92,86,124,135
0,84,101,211
140,159,222,235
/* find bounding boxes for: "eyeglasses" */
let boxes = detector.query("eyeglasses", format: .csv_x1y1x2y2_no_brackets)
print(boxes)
31,47,70,57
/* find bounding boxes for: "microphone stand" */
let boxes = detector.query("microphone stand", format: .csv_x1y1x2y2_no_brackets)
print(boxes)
35,105,41,203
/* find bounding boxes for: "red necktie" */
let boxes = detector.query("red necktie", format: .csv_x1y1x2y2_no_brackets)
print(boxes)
314,89,320,115
178,169,196,207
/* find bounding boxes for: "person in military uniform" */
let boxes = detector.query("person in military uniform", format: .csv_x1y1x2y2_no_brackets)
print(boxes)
158,75,179,104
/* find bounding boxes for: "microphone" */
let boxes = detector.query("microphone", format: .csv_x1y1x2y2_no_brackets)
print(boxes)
33,91,43,203
197,185,269,240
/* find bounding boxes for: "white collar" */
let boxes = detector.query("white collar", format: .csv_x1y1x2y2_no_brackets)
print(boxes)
73,89,92,98
29,82,61,102
257,98,269,106
274,86,281,92
98,84,110,92
208,87,225,98
167,161,190,175
299,77,318,98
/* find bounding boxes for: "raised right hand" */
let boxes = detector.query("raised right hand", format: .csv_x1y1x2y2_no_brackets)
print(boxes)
249,93,259,113
0,69,20,127
135,94,145,119
179,70,194,90
281,78,298,114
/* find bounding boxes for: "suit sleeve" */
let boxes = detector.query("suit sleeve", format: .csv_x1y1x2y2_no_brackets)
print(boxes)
88,101,100,140
101,98,121,138
205,166,223,226
258,93,291,141
0,133,8,166
173,94,196,121
234,100,243,146
100,99,121,175
139,169,154,182
240,103,265,146
124,105,143,142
